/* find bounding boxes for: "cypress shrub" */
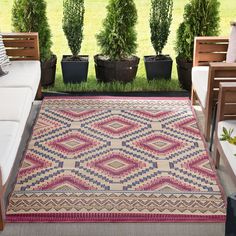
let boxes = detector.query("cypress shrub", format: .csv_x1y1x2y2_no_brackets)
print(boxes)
96,0,138,60
62,0,85,59
175,0,220,62
12,0,53,62
150,0,173,56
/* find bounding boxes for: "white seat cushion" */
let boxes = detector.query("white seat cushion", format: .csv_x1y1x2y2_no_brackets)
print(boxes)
0,61,41,101
0,87,32,122
218,120,236,177
0,121,20,184
192,66,209,108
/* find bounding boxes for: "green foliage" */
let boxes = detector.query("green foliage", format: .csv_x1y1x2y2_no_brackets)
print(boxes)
62,0,85,58
221,127,236,145
175,0,220,61
97,0,138,60
12,0,53,61
150,0,173,55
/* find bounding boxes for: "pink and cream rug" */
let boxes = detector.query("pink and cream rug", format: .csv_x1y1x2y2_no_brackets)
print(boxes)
7,97,226,222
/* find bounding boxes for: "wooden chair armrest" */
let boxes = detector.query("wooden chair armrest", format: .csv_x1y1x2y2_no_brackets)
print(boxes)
193,36,229,66
209,62,236,71
208,63,236,82
2,32,40,61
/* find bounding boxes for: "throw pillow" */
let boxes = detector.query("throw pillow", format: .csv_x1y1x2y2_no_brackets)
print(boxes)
226,22,236,63
0,33,10,73
0,65,8,77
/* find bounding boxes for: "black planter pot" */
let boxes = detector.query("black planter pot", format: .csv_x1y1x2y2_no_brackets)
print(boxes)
61,55,89,84
41,55,57,87
226,193,236,236
94,55,140,83
176,57,193,91
144,55,173,80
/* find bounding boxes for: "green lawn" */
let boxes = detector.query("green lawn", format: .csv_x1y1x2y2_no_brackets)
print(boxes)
1,0,236,92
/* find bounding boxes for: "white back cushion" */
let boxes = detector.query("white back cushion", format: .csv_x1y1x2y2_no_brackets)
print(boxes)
0,34,10,72
226,24,236,63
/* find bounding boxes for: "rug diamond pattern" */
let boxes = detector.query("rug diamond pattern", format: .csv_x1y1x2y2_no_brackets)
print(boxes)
7,97,226,223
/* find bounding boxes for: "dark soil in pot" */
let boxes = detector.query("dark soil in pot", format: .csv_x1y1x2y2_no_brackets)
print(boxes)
176,57,193,91
41,54,57,87
144,55,173,80
94,55,140,83
61,55,89,84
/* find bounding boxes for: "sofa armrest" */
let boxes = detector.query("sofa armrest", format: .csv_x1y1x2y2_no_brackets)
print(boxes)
193,36,229,66
209,62,236,70
2,33,40,61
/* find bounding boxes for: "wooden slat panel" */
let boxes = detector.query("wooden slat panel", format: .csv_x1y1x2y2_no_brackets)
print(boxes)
2,33,40,60
3,40,35,48
213,78,236,87
223,104,236,114
225,92,236,102
8,57,35,61
2,32,38,38
194,37,229,66
196,37,229,43
198,53,227,62
197,62,210,66
199,44,228,53
223,115,236,120
6,49,37,57
215,71,236,77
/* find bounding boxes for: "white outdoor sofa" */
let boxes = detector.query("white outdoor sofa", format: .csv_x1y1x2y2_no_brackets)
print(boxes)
0,33,41,230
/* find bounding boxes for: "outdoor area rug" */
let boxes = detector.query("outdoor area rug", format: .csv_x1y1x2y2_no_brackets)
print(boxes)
6,97,226,223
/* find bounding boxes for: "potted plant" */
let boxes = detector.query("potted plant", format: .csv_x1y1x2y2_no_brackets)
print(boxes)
145,0,173,80
62,0,88,84
12,0,57,87
95,0,140,83
175,0,220,90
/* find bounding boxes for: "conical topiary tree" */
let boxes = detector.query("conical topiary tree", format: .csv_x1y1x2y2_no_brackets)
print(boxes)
62,0,85,59
12,0,57,87
175,0,220,90
150,0,173,56
175,0,220,62
12,0,53,62
96,0,138,60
